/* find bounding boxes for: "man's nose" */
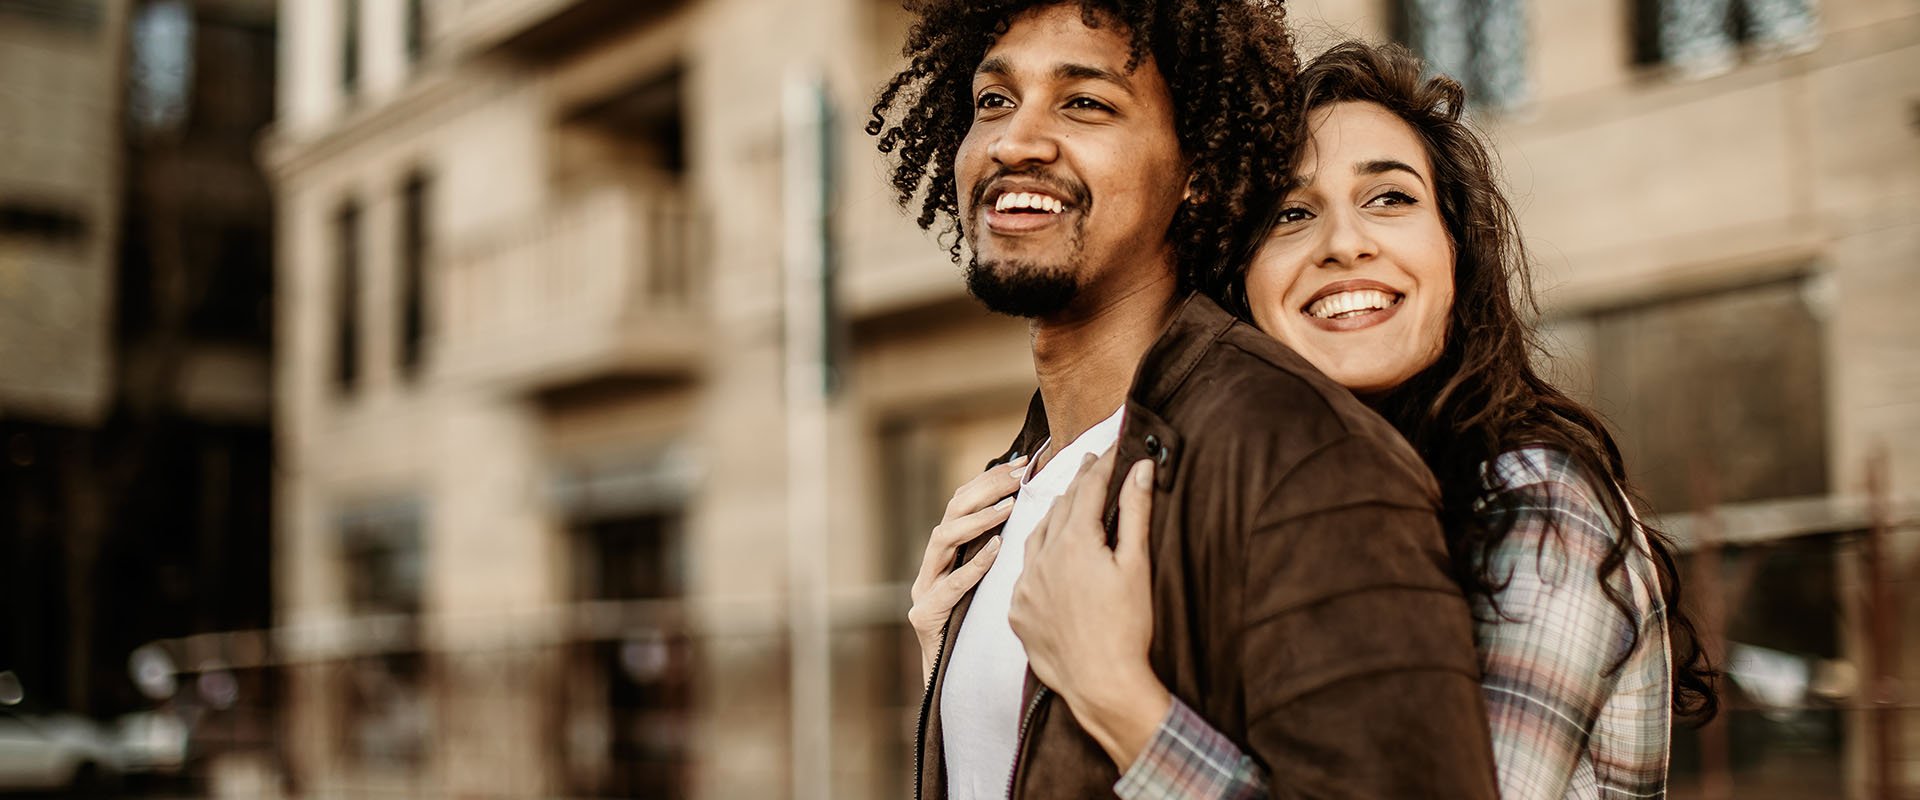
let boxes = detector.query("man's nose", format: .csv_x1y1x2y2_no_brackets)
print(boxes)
987,107,1060,167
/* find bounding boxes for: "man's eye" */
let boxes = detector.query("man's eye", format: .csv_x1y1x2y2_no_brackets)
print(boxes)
977,92,1013,110
1065,97,1113,112
1275,207,1312,224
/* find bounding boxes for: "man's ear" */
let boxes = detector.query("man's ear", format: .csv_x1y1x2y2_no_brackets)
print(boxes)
1182,172,1203,204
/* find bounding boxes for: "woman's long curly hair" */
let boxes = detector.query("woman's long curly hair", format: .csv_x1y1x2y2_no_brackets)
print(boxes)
1235,41,1718,722
867,0,1300,293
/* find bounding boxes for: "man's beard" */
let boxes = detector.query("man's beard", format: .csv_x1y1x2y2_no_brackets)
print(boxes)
962,217,1088,318
964,256,1081,318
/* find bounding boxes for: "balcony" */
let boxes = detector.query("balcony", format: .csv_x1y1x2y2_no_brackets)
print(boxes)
437,183,705,394
436,0,683,60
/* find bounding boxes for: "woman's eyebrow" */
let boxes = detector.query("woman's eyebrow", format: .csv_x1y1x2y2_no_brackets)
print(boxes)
1355,158,1425,182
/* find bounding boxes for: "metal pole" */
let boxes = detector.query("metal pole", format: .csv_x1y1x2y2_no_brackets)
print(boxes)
1863,449,1901,800
782,71,833,800
1689,459,1733,800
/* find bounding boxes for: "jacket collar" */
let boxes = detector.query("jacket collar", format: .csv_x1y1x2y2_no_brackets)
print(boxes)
1131,291,1239,411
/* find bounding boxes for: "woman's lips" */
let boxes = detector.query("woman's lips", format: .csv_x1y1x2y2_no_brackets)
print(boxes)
1300,280,1406,332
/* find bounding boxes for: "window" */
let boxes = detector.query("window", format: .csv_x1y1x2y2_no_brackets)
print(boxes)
1396,0,1530,111
338,500,427,769
340,499,422,616
1548,276,1829,514
404,0,425,65
560,489,694,797
128,0,194,135
1635,0,1819,76
340,0,359,96
399,174,429,378
334,200,361,393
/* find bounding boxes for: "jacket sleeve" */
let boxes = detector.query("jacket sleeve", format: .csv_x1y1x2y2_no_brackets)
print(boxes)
1238,434,1499,799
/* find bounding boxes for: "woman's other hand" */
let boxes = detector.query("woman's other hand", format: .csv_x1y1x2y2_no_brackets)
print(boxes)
1009,449,1170,770
908,454,1025,683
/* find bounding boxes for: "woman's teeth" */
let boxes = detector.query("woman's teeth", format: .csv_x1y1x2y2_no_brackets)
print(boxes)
1306,289,1402,320
994,192,1065,213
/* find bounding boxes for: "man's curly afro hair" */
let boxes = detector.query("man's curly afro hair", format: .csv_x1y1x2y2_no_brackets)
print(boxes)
866,0,1300,296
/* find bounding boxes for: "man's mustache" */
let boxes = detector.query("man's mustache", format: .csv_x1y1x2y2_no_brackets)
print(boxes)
967,169,1093,212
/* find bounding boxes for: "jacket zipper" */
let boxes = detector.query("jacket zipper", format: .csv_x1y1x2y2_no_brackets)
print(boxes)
1002,684,1049,799
913,618,953,800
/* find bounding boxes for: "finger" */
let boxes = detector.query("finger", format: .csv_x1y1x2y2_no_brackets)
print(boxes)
1116,459,1154,570
1054,451,1101,518
916,496,1015,591
1061,449,1117,548
944,454,1029,521
928,535,1001,607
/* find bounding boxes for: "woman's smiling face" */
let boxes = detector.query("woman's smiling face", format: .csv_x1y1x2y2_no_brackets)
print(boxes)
1245,100,1455,397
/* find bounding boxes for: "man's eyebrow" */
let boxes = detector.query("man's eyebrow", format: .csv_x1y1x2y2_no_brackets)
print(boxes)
976,56,1012,78
1054,62,1132,91
972,57,1133,93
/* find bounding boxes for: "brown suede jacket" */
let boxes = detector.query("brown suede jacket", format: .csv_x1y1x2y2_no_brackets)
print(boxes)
916,293,1499,799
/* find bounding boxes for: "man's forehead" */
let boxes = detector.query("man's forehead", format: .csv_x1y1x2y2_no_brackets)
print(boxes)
977,3,1140,79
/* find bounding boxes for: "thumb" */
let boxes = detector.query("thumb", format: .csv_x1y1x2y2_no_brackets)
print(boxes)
1116,459,1154,570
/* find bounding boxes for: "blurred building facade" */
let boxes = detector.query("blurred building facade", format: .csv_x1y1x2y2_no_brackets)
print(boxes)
262,0,1918,798
0,0,277,759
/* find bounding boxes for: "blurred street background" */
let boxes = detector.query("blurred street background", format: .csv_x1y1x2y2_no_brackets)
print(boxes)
0,0,1916,797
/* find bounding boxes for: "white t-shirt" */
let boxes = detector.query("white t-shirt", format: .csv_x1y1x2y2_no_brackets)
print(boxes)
940,405,1126,800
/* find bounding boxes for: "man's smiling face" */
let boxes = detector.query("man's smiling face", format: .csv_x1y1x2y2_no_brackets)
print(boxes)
955,3,1188,318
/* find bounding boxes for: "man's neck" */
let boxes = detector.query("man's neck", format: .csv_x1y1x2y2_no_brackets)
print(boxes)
1029,272,1179,472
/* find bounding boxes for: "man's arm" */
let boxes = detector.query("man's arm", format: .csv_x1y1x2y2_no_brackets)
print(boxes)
1239,434,1498,799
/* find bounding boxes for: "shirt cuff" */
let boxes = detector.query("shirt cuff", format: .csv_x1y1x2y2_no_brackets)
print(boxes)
1113,697,1267,800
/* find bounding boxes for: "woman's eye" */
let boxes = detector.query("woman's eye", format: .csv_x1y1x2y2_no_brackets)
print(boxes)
1275,207,1312,224
1368,190,1417,207
1065,97,1113,112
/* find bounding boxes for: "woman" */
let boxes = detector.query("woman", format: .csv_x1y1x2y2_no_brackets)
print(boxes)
909,41,1716,798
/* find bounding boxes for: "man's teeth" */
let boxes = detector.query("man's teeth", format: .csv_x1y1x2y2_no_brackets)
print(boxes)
1306,289,1402,320
994,192,1065,213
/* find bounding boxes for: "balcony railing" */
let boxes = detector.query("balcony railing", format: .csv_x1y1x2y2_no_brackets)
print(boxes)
438,183,704,391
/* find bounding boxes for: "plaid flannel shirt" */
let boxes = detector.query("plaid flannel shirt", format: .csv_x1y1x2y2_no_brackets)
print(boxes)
1115,447,1673,800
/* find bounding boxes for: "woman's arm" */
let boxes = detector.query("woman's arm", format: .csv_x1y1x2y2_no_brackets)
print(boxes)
1474,449,1651,798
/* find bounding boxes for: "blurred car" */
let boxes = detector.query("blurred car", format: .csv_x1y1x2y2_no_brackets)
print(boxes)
113,710,188,775
0,710,121,794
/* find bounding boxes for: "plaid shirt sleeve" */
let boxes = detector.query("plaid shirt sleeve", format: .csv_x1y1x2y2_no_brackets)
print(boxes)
1113,697,1268,800
1477,447,1667,799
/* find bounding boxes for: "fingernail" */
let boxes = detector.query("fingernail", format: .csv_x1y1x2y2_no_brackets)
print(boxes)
993,496,1014,510
1009,453,1029,466
1081,453,1097,467
1010,466,1028,479
987,535,1002,549
1133,459,1154,488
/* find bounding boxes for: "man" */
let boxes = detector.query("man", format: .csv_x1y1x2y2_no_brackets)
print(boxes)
868,2,1499,797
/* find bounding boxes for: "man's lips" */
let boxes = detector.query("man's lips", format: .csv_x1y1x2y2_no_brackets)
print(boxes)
981,203,1076,235
970,175,1088,237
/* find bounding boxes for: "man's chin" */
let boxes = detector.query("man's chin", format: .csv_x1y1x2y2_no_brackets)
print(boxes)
964,258,1079,319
